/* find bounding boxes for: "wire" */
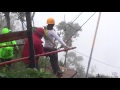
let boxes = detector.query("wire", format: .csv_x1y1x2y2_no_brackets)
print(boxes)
65,12,96,34
72,12,83,23
80,12,96,28
73,50,120,70
58,13,83,49
65,12,83,30
69,12,96,31
65,12,96,43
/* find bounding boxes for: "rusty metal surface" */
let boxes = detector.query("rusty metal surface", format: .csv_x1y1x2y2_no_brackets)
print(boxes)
46,67,77,78
0,47,76,66
0,30,27,43
62,69,77,78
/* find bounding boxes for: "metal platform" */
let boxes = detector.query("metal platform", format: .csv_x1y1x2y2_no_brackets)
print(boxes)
46,66,77,78
62,69,77,78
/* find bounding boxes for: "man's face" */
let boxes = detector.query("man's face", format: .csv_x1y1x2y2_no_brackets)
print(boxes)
47,24,54,30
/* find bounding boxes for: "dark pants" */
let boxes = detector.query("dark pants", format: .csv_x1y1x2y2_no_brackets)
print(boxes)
44,47,62,75
27,62,40,70
0,58,12,69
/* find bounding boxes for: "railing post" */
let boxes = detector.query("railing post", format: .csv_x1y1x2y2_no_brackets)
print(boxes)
26,12,36,68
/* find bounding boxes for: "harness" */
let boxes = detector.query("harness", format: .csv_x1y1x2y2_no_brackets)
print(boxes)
44,29,56,49
33,27,56,49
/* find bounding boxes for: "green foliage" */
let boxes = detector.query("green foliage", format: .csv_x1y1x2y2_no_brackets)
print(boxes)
0,12,27,32
0,67,56,78
0,57,56,78
38,56,50,68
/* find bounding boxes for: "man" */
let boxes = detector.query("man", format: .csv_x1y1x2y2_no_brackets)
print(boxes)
0,27,18,69
43,17,69,78
22,27,45,69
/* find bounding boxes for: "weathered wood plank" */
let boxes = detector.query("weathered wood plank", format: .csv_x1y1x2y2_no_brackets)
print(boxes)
0,30,27,43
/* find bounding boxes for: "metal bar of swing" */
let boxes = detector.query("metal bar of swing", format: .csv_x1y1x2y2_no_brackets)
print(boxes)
85,12,102,78
0,47,76,66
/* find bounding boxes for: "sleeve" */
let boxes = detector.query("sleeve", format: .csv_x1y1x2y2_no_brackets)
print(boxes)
51,30,67,47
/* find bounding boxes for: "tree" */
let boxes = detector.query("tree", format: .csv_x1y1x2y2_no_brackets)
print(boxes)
0,12,22,31
56,21,82,47
3,12,10,29
112,72,118,78
90,65,97,74
17,12,26,30
56,21,84,77
88,72,119,78
0,12,6,32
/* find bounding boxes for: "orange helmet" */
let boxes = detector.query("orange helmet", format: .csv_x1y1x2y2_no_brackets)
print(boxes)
47,18,55,24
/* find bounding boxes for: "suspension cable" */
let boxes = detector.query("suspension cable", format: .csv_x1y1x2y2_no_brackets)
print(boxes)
65,12,96,43
71,12,83,23
64,12,83,31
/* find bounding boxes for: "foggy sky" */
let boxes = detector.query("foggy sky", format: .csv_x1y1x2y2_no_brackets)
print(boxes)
34,12,120,77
